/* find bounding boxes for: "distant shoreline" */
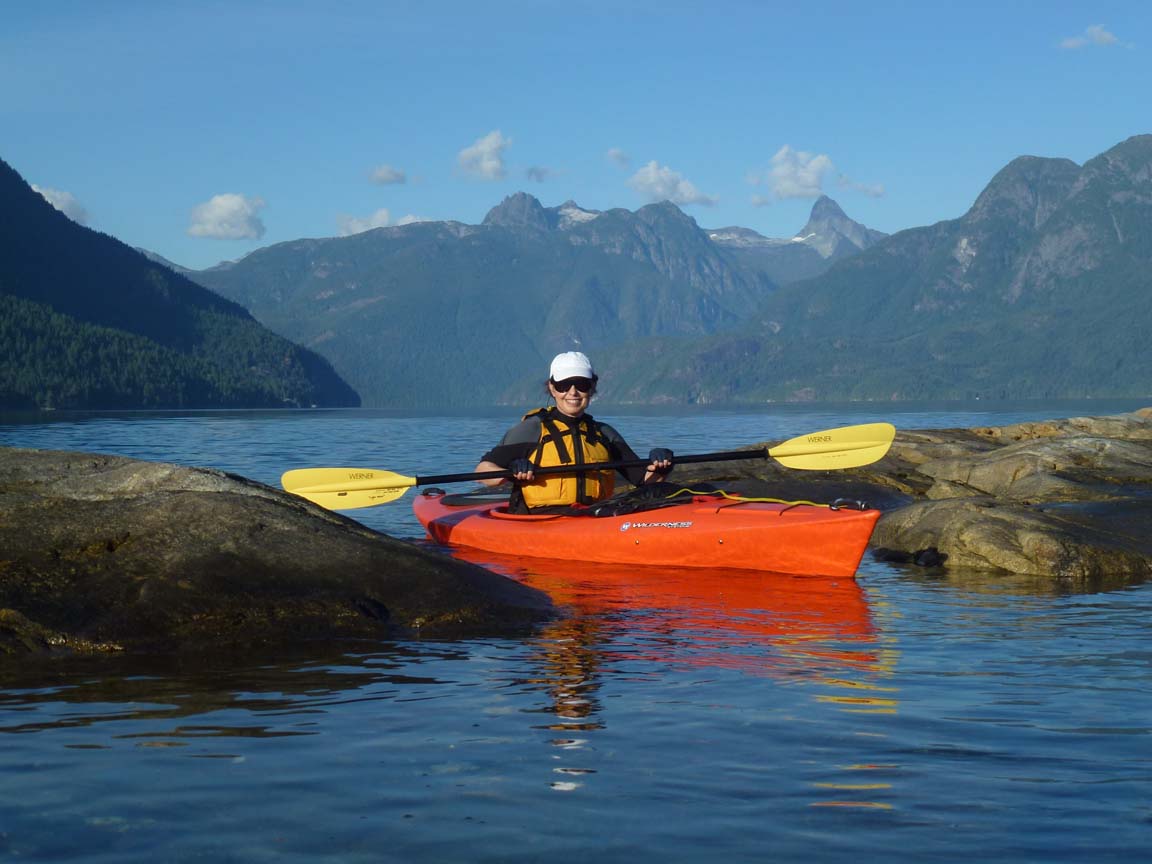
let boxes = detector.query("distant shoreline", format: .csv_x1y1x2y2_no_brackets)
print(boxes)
5,396,1152,423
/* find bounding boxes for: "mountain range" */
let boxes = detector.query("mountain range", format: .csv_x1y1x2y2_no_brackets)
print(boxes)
594,134,1152,403
190,131,1152,407
706,195,889,284
8,134,1150,411
189,192,883,407
0,159,358,410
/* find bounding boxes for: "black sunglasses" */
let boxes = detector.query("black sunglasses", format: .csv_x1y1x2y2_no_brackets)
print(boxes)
551,376,595,394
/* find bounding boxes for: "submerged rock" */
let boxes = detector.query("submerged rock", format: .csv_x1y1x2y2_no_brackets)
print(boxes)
872,496,1152,584
0,448,553,656
678,408,1152,587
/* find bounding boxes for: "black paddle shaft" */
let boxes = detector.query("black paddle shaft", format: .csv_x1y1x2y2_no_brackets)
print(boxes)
414,448,766,487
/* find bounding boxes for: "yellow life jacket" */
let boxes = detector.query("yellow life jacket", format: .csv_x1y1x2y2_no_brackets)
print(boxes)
520,407,615,508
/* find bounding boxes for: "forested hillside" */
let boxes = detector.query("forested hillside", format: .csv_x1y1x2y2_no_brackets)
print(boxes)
0,158,359,410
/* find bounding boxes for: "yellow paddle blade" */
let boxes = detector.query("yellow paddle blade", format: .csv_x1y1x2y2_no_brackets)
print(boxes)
768,422,895,470
281,467,418,495
289,485,410,510
280,467,418,509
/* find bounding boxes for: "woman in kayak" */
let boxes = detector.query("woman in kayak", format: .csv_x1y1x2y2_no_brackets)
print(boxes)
475,351,674,514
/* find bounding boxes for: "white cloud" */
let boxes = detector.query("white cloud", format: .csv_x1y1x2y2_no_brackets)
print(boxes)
32,184,90,224
338,209,430,235
371,164,407,184
748,146,884,203
1060,24,1122,49
607,147,631,168
525,165,556,183
188,193,266,240
766,146,834,199
338,208,393,236
458,130,510,180
627,161,718,206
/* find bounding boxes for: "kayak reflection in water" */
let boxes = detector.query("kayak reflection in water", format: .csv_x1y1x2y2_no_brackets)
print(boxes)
474,351,674,515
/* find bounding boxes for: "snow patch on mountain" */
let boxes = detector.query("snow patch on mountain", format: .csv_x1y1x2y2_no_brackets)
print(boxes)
557,200,601,229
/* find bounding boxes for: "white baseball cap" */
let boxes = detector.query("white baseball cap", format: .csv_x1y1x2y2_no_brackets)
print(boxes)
549,351,595,380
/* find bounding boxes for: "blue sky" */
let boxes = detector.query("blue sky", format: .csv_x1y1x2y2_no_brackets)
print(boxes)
3,0,1148,270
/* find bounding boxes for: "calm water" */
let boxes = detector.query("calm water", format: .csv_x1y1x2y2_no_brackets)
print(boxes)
2,400,1151,862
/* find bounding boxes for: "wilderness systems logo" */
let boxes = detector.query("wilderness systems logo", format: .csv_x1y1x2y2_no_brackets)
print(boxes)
620,520,694,532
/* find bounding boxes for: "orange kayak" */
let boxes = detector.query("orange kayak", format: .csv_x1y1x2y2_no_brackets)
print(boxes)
413,490,880,577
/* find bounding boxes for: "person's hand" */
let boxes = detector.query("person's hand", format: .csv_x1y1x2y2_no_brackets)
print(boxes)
646,447,674,478
508,457,535,481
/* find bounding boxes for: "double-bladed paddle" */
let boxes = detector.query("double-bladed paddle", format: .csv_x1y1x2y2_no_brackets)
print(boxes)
280,422,895,511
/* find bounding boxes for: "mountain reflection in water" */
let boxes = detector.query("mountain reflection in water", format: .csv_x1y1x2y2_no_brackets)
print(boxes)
0,643,462,743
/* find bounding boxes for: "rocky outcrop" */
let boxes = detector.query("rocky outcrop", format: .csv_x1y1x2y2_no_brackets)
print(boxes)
5,408,1149,659
677,409,1152,589
0,448,553,656
867,410,1152,588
